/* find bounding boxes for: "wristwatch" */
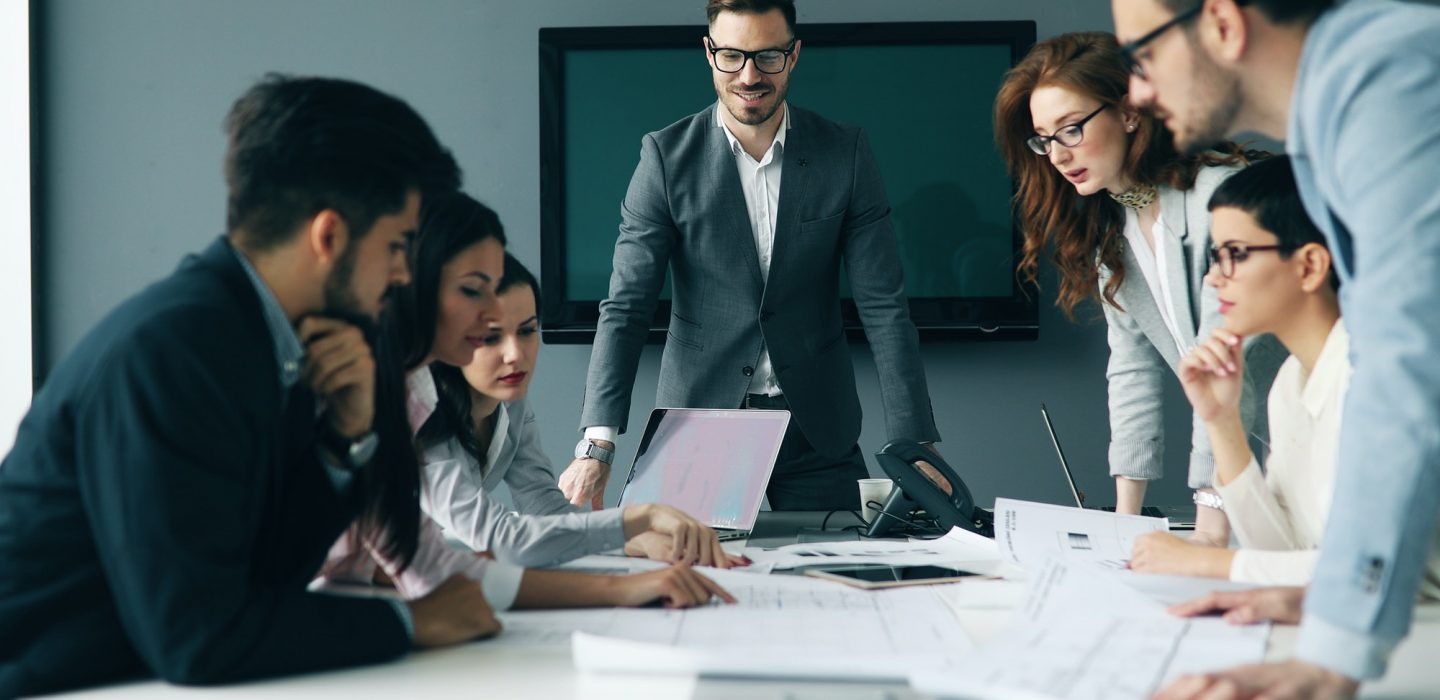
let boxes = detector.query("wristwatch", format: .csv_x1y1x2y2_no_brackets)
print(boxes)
320,423,380,470
574,438,614,466
1192,490,1225,512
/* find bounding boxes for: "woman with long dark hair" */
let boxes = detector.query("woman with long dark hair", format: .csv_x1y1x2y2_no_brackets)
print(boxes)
994,32,1285,536
314,191,734,624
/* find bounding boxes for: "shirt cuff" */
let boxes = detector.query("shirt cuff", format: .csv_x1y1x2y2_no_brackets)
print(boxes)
1109,439,1164,481
586,507,629,554
1295,609,1396,681
583,426,619,444
386,599,414,642
317,448,356,492
481,561,524,612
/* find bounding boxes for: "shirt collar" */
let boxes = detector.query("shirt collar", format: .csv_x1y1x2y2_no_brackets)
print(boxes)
406,366,440,436
232,245,304,389
1302,318,1350,417
716,101,790,160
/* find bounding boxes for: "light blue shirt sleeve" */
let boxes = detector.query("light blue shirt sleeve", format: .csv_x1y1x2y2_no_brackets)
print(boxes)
1288,0,1440,680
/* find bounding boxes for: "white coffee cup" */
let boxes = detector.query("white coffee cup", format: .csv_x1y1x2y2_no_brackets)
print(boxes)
858,478,896,524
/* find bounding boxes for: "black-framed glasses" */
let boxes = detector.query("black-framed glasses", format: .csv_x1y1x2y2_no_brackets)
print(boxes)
1026,104,1109,155
1119,2,1204,80
706,36,797,74
1208,242,1288,278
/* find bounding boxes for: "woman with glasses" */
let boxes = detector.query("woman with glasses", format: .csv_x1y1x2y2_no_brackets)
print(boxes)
994,32,1284,538
1129,156,1440,596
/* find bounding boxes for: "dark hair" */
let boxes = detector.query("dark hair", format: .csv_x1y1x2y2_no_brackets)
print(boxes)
1207,155,1334,288
1158,0,1335,25
384,191,508,371
497,253,542,307
421,253,541,468
994,32,1256,318
706,0,796,37
224,74,461,251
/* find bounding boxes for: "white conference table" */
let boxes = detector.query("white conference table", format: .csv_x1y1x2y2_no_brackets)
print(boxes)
54,512,1440,699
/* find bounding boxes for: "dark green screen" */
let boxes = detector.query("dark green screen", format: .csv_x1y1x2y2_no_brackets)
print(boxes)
563,43,1014,301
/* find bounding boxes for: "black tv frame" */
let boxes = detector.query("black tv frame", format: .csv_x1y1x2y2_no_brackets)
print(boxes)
539,20,1038,344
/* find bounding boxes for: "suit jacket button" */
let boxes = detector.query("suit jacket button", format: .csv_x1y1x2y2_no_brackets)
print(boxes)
742,366,754,377
760,310,774,322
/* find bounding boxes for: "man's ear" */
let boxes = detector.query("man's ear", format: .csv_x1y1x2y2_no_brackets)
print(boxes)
1296,242,1334,293
788,39,801,73
1203,0,1251,64
307,209,348,266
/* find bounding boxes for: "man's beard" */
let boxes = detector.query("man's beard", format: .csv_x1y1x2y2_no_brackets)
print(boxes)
322,245,378,334
1176,44,1243,156
720,80,788,126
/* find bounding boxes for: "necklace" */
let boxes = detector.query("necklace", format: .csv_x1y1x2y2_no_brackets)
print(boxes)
1109,183,1158,209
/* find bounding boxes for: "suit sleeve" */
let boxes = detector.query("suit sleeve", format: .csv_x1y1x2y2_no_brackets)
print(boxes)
74,326,409,685
580,133,679,434
1100,281,1168,481
841,130,940,443
1295,41,1440,680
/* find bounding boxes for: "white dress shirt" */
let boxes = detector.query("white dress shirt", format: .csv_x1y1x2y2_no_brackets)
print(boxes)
1123,208,1193,358
1218,320,1440,596
584,103,792,444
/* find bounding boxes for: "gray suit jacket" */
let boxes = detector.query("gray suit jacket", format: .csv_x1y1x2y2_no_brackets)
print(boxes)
1100,164,1288,488
581,103,938,457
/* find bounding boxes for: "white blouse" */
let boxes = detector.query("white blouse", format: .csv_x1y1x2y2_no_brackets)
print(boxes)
408,368,627,567
1219,320,1440,598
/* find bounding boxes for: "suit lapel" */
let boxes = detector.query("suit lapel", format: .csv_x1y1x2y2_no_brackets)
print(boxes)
1157,186,1198,342
705,107,765,291
1117,241,1181,369
771,112,808,292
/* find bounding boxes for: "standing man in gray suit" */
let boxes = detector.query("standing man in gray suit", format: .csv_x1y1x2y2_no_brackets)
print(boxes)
558,0,943,513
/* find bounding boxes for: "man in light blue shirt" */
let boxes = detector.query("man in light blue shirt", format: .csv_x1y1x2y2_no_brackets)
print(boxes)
1109,0,1440,697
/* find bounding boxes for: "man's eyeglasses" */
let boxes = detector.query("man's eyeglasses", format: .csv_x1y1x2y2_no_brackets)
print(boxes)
1119,2,1204,80
1208,242,1288,278
1026,104,1109,155
706,36,797,75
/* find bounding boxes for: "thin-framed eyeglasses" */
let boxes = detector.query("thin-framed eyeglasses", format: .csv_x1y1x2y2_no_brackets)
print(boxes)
1119,2,1204,80
1027,104,1109,155
1208,241,1288,278
706,36,797,74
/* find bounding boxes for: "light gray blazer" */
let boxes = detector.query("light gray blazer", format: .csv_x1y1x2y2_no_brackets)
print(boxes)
581,103,939,456
1100,164,1287,488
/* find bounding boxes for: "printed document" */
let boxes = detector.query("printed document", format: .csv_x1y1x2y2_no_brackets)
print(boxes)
910,558,1268,699
993,498,1167,570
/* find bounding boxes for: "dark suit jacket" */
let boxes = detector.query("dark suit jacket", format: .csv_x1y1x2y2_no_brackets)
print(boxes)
581,104,940,457
0,237,408,696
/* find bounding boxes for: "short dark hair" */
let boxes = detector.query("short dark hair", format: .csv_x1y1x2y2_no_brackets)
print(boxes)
706,0,796,37
1158,0,1335,26
224,74,461,251
1208,155,1326,252
1208,155,1336,290
497,253,542,310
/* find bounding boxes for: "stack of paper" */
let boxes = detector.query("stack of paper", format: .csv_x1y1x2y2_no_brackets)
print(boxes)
910,558,1269,699
493,567,976,681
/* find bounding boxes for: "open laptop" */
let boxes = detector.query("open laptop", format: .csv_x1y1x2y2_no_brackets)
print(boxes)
617,408,790,541
1040,403,1196,529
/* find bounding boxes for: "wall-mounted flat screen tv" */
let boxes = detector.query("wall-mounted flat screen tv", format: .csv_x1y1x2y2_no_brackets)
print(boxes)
539,21,1038,343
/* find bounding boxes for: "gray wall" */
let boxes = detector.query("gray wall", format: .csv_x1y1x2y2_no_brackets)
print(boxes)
38,0,1201,510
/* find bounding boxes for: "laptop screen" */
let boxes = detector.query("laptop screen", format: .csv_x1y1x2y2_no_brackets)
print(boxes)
617,408,790,530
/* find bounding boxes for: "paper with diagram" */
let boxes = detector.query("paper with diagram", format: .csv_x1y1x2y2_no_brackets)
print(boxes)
492,568,974,680
910,558,1269,699
993,497,1168,569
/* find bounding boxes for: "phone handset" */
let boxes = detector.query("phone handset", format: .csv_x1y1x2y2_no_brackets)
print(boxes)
865,440,992,537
